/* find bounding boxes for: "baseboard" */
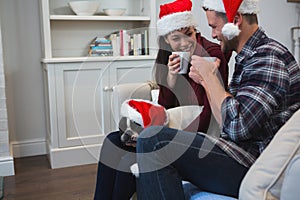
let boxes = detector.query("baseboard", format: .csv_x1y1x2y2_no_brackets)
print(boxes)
0,156,14,176
10,139,101,169
11,139,47,158
48,143,101,169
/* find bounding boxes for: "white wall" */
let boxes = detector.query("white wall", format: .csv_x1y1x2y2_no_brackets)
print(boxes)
0,21,14,176
0,0,47,157
0,0,299,158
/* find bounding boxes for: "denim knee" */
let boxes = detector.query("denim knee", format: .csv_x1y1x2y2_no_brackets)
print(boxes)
136,126,165,153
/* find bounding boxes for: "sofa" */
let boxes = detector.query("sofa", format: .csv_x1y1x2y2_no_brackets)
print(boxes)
111,82,300,200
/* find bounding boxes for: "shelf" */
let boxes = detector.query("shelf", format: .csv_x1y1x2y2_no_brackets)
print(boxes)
42,55,157,63
50,15,151,21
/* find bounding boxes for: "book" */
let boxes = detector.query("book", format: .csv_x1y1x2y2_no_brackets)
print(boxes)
105,28,149,57
89,36,113,56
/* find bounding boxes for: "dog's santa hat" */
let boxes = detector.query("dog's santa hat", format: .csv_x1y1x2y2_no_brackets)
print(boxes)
120,99,169,128
157,0,198,36
203,0,259,40
121,99,204,130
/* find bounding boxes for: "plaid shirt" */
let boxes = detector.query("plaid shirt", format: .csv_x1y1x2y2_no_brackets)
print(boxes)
212,28,300,168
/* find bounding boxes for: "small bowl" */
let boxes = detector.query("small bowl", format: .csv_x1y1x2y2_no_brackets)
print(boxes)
68,1,100,16
103,8,126,16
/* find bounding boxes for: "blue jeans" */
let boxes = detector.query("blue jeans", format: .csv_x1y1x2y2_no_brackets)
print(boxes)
136,126,248,200
94,131,136,200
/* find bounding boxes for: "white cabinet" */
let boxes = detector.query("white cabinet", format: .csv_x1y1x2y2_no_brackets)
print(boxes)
43,58,154,168
40,0,157,168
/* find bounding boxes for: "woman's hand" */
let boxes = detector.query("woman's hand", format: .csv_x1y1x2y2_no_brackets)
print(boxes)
167,54,181,88
167,54,181,75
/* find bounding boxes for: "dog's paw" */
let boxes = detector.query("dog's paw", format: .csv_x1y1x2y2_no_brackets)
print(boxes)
130,163,139,178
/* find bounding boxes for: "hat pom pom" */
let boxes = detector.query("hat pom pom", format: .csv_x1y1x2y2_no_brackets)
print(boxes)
222,23,241,40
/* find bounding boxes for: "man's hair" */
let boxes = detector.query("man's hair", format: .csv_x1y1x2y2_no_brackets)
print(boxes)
202,7,258,25
242,14,258,25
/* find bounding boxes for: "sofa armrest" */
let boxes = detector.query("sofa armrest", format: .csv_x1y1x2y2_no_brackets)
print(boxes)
111,82,153,130
239,109,300,200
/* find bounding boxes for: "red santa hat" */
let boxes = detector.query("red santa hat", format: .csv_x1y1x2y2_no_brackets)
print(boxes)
203,0,259,40
120,99,169,128
157,0,198,36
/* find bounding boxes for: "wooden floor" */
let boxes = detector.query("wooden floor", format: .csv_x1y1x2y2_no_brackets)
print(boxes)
2,155,98,200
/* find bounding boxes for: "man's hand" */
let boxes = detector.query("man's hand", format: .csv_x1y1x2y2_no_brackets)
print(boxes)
190,55,220,82
189,55,229,126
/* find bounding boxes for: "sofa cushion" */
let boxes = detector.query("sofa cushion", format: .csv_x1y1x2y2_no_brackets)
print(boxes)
280,154,300,200
183,182,237,200
239,109,300,200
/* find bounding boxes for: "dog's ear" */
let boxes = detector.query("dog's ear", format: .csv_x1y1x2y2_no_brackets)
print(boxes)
119,117,128,133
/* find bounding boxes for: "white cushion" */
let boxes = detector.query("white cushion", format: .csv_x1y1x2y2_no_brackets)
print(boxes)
239,109,300,200
167,105,203,130
280,154,300,200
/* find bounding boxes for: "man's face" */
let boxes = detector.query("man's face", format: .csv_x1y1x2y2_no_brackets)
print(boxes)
205,10,236,52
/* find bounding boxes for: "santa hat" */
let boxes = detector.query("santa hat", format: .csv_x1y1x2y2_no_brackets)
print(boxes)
203,0,259,40
157,0,198,36
120,99,169,128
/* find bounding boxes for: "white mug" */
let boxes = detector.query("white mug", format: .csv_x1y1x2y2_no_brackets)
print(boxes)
172,52,190,74
203,57,217,62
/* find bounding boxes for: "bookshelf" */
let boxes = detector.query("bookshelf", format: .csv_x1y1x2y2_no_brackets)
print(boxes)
40,0,157,60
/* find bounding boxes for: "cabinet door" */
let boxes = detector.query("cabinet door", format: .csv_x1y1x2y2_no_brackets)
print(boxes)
55,62,110,148
109,59,155,130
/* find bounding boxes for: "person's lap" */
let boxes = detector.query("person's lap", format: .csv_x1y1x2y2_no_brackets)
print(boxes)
136,126,248,200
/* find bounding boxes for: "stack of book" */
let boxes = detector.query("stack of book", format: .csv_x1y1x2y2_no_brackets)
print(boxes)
88,37,113,56
108,28,149,57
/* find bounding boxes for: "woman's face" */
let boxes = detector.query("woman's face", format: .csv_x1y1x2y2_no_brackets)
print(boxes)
164,27,197,54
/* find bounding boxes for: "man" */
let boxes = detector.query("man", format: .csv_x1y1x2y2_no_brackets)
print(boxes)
136,0,300,199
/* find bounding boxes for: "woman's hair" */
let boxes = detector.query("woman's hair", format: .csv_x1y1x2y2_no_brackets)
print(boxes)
153,36,172,83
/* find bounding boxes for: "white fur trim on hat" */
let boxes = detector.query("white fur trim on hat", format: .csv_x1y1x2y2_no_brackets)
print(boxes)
238,0,260,14
120,99,169,127
120,99,145,127
202,0,225,13
222,23,241,40
157,11,198,36
202,0,259,14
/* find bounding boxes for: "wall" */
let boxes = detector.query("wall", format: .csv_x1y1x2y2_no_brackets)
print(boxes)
0,0,299,159
0,21,14,176
0,0,47,158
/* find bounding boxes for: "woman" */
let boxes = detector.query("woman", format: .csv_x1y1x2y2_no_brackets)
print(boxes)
155,26,229,133
94,0,229,199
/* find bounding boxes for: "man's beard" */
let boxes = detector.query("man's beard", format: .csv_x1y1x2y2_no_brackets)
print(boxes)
221,36,238,53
